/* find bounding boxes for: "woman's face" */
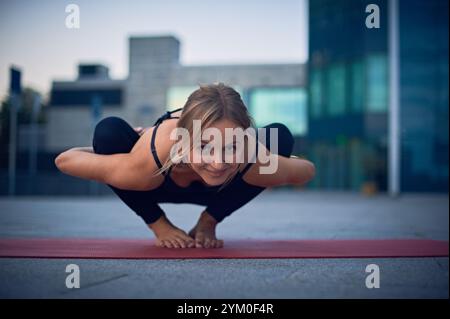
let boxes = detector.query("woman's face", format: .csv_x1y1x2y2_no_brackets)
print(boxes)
189,118,243,186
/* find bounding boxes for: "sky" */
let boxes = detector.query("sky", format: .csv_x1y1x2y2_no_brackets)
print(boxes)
0,0,308,100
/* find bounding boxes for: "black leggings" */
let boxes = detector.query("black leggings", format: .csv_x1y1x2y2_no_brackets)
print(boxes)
92,117,294,224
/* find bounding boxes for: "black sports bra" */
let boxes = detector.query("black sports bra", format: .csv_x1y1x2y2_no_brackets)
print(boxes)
150,107,257,192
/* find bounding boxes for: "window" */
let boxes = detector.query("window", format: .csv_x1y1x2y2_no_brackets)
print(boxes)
166,85,244,111
366,54,388,112
249,87,308,136
350,60,364,113
50,88,122,106
310,69,323,118
166,86,199,111
326,63,347,116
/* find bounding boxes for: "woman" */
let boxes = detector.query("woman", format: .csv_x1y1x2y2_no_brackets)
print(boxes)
55,83,315,249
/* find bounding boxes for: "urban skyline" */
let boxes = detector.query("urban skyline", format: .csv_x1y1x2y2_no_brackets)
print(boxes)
0,0,308,100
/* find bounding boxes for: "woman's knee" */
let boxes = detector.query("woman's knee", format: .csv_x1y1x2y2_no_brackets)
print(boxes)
93,116,137,154
261,123,294,157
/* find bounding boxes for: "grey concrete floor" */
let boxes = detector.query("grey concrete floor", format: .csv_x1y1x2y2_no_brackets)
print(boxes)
0,190,448,298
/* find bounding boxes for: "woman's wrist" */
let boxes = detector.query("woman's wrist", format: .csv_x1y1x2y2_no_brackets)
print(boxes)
148,214,172,233
199,211,219,226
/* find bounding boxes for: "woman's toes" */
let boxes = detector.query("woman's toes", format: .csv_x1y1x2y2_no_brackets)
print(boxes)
204,238,211,248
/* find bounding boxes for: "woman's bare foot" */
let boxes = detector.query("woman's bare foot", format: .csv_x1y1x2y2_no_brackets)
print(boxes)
149,214,195,248
188,211,224,248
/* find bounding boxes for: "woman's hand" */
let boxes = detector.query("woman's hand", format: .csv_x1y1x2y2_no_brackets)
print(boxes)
149,214,195,248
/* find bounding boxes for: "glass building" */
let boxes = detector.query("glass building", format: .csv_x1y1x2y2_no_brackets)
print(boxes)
308,0,448,193
398,0,449,192
167,86,309,137
247,87,308,136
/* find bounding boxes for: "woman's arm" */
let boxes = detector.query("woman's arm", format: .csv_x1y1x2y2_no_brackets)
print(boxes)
242,141,316,188
54,147,155,190
55,147,123,182
286,155,316,186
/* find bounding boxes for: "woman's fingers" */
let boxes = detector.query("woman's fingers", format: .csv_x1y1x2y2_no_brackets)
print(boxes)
175,234,194,248
195,232,205,248
170,239,180,248
173,237,186,248
155,229,197,249
216,239,224,248
203,238,211,248
174,230,195,248
176,231,195,245
163,240,173,248
187,241,195,248
158,236,223,249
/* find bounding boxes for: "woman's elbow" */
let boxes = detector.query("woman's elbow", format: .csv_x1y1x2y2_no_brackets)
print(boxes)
54,150,79,176
54,152,68,172
307,162,316,182
292,161,316,185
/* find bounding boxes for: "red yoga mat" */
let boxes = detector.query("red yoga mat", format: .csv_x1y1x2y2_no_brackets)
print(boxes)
0,238,448,259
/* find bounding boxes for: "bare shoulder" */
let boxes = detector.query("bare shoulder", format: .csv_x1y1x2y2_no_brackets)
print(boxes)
152,118,179,157
126,119,179,190
171,109,182,118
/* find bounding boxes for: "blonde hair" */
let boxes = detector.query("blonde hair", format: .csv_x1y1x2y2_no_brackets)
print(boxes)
155,82,256,192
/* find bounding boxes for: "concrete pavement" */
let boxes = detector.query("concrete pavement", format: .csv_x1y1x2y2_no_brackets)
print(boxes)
0,190,448,298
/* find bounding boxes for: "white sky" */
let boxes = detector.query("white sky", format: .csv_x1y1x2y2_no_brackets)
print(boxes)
0,0,308,100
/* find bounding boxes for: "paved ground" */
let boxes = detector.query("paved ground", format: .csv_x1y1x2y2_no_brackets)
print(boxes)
0,190,448,298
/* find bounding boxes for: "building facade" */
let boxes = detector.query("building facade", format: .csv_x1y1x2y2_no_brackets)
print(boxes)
308,0,448,193
46,35,307,155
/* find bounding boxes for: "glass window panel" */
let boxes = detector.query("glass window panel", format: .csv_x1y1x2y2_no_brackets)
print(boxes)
249,87,308,136
366,54,388,112
326,64,346,116
351,60,364,113
310,69,323,118
166,86,199,111
167,86,244,111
